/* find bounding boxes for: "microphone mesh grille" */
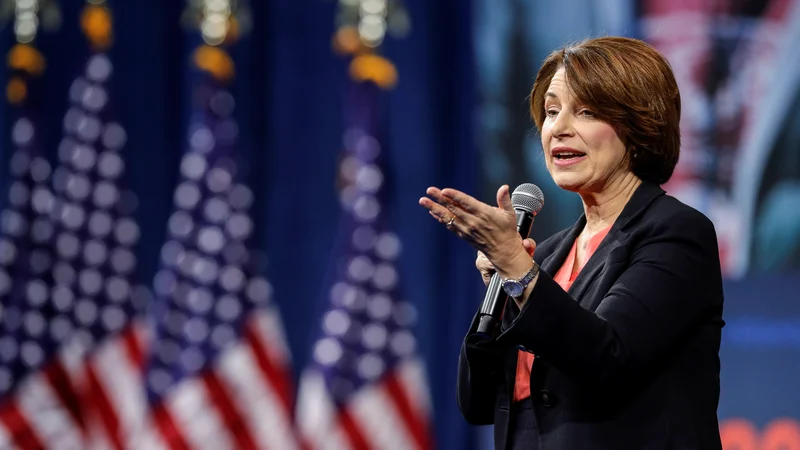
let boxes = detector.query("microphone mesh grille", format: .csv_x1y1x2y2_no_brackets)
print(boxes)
511,183,544,214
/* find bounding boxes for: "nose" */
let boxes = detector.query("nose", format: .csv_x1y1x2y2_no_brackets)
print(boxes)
550,111,574,139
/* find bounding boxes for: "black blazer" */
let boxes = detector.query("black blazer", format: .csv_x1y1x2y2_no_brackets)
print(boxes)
457,182,724,449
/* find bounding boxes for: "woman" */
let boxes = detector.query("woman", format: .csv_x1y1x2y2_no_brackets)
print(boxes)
419,37,724,449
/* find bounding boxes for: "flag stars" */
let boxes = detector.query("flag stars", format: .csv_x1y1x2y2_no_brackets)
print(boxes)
81,85,108,113
371,263,397,290
49,315,73,341
357,353,384,380
225,212,252,240
76,115,103,143
204,197,230,223
361,323,387,351
149,369,173,395
105,276,131,303
114,217,139,245
79,268,103,296
366,293,392,321
245,277,271,304
0,272,11,295
97,152,123,179
110,247,136,274
191,256,219,284
83,239,108,266
197,226,226,254
51,285,74,312
389,330,416,357
12,118,34,146
215,295,242,322
20,341,43,367
181,153,208,180
375,232,401,260
227,184,253,211
100,304,126,332
183,317,210,344
355,164,383,193
324,309,351,337
353,195,380,222
180,346,205,373
75,298,99,326
25,280,48,307
0,238,16,264
352,225,377,251
65,173,92,200
86,54,112,83
314,337,343,366
93,180,119,208
169,211,195,239
210,324,235,349
219,266,244,292
206,167,232,193
189,125,215,153
88,210,113,237
101,123,127,150
9,181,30,206
186,287,214,314
348,255,375,282
175,181,202,210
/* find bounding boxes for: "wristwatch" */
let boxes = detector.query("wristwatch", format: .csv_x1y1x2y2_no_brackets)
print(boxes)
501,262,539,298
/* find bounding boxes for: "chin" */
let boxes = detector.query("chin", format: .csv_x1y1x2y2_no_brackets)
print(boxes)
550,173,586,192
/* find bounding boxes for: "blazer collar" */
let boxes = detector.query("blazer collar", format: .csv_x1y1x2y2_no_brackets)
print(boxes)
540,181,665,301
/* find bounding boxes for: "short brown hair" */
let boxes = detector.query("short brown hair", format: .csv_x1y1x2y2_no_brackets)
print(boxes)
530,36,681,185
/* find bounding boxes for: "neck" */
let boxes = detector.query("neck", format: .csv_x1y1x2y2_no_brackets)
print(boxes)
579,172,642,234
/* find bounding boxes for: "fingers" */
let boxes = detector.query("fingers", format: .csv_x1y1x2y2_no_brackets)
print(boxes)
496,184,514,213
420,190,459,226
476,251,495,286
439,187,484,215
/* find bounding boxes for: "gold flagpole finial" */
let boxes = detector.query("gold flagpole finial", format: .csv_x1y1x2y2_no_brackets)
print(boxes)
331,0,410,90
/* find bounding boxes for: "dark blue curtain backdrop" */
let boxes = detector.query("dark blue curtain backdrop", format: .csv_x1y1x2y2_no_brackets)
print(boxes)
1,0,481,447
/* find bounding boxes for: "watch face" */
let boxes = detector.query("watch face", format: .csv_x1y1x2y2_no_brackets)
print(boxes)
503,281,524,298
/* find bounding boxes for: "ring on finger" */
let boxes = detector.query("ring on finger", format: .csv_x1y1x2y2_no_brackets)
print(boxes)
447,215,456,227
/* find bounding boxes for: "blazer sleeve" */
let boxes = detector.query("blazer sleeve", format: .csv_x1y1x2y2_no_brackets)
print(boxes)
500,208,723,385
456,321,503,425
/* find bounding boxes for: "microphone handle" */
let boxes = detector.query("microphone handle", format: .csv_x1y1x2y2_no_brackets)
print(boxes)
474,209,535,338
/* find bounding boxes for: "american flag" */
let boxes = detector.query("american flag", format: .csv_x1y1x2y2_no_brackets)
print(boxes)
139,40,299,450
0,11,149,449
295,75,434,449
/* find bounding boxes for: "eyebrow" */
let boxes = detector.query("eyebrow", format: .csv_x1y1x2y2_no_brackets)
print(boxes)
545,91,558,99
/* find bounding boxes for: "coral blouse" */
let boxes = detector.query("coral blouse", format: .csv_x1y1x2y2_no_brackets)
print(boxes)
512,224,613,402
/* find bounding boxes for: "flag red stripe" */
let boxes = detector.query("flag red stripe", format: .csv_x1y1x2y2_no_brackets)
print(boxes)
0,399,45,450
122,324,145,370
42,359,85,431
84,362,124,450
201,370,260,450
384,373,432,450
338,407,371,450
243,320,292,414
153,402,191,450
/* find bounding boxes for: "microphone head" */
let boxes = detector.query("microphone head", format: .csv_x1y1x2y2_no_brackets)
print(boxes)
511,183,544,215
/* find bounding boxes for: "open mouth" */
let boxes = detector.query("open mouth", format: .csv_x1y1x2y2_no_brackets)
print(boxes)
552,148,587,160
553,152,586,160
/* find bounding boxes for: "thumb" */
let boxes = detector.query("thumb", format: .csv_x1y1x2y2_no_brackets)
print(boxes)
497,184,514,213
522,238,536,256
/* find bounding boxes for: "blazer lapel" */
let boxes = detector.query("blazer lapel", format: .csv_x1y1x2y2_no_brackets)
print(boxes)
540,216,584,277
551,182,667,304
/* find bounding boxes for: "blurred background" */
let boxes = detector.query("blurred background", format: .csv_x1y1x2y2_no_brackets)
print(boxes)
0,0,797,449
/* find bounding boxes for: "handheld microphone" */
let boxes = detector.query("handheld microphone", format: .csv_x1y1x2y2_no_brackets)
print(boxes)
475,183,544,337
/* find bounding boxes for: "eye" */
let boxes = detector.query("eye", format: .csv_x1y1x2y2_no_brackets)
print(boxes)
579,109,595,118
546,109,559,117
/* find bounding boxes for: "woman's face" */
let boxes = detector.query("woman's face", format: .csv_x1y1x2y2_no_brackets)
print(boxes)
540,67,631,194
